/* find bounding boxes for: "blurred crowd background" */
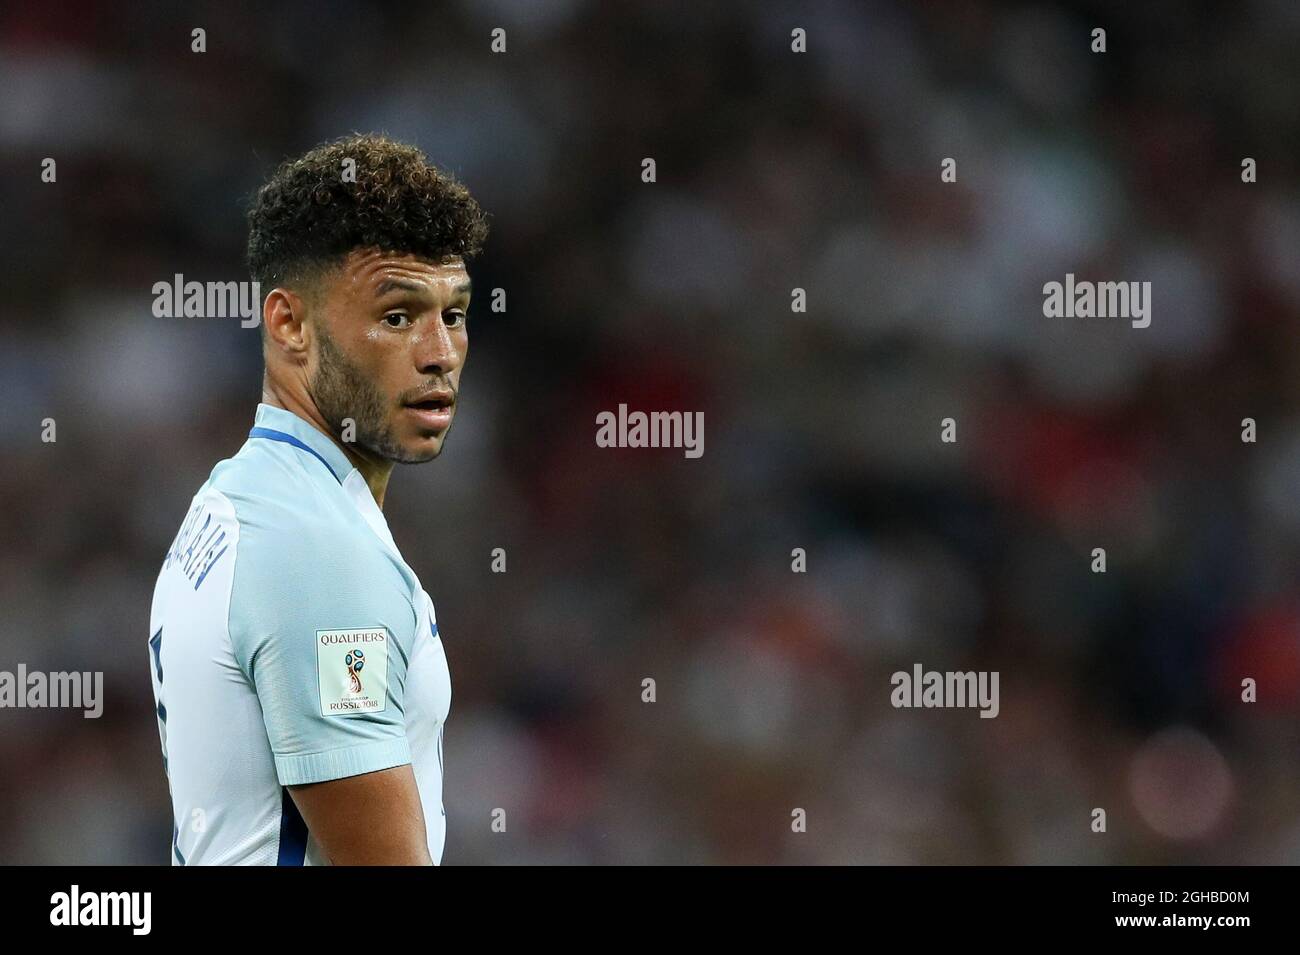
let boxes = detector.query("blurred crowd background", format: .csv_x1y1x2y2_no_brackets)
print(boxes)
2,0,1299,864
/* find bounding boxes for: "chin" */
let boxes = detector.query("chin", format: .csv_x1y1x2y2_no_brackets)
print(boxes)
399,437,445,463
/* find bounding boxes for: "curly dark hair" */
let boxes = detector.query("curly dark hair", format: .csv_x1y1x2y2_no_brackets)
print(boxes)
246,133,489,293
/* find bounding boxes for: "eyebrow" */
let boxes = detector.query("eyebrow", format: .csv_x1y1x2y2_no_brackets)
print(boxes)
375,278,473,300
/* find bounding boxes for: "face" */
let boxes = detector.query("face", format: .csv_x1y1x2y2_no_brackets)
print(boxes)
307,250,471,464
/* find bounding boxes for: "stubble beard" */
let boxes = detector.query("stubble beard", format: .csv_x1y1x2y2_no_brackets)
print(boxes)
309,327,439,465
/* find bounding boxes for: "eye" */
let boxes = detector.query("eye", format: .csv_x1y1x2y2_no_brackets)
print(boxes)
444,310,466,329
383,311,411,329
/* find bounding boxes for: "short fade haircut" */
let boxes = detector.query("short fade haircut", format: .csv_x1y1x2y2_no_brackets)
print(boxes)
246,133,490,294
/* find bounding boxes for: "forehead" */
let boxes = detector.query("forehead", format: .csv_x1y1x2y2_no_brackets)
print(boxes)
330,249,469,296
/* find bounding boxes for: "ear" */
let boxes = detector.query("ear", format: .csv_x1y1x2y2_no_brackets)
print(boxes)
263,287,311,359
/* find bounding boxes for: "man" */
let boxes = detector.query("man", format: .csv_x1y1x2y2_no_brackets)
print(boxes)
148,134,489,864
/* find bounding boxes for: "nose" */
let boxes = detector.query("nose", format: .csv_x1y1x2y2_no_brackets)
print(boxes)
415,314,463,376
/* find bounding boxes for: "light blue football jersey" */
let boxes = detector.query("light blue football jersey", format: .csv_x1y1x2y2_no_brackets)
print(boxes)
148,403,451,865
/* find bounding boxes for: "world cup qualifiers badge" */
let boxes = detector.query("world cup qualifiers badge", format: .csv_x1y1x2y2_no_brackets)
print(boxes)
316,628,389,716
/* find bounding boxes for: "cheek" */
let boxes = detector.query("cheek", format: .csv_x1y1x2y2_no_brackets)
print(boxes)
358,326,403,358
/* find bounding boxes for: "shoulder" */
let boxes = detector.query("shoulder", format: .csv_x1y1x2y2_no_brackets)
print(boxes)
205,450,417,664
209,439,342,527
206,441,371,566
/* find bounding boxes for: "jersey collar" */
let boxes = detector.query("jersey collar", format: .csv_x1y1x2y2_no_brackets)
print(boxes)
249,403,357,484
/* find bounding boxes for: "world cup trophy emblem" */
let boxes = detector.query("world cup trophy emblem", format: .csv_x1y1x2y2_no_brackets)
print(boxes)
345,648,365,694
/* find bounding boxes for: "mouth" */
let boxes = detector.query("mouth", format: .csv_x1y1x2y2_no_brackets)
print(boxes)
403,391,455,430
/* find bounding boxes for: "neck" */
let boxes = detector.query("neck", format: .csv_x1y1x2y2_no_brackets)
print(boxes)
261,380,394,509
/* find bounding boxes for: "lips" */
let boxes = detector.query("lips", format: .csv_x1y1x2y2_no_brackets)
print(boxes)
403,390,455,430
404,386,454,408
